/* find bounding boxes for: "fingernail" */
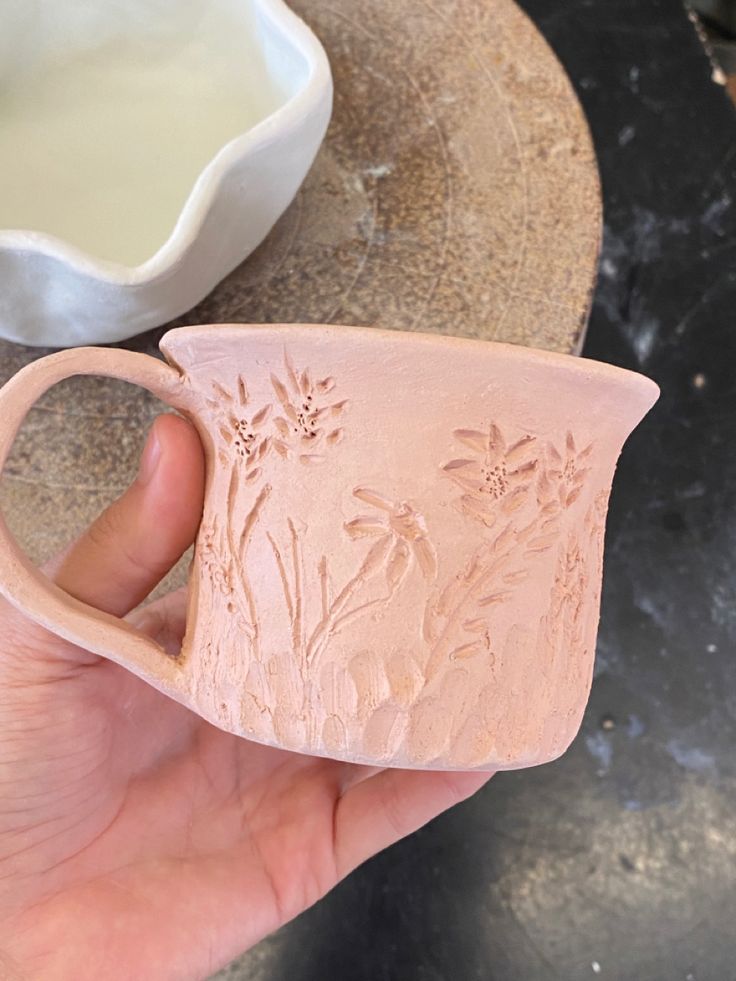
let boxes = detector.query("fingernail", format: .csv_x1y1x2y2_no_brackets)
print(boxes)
137,427,162,486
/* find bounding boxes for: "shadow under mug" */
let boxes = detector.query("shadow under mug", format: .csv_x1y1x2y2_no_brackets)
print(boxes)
0,324,659,770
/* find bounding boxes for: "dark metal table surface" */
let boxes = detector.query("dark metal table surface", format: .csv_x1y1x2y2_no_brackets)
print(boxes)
216,1,736,979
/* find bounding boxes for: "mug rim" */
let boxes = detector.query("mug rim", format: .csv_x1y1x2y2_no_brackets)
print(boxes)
161,322,660,404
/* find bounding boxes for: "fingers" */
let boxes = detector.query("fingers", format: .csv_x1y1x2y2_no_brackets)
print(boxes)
44,414,205,618
333,768,492,879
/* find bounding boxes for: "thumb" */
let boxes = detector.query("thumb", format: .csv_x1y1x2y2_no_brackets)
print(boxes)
44,414,205,618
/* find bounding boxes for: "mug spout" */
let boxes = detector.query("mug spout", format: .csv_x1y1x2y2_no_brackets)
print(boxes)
576,364,659,453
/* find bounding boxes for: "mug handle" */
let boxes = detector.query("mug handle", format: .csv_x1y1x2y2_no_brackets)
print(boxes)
0,347,196,697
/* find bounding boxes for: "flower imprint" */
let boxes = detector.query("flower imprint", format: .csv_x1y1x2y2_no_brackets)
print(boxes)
441,425,537,527
539,431,593,508
209,376,271,483
270,352,348,465
345,488,438,588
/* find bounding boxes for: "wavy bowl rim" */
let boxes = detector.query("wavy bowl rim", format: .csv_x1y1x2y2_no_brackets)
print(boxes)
0,0,332,285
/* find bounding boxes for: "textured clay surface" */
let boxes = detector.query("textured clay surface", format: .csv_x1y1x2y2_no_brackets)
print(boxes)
0,326,658,770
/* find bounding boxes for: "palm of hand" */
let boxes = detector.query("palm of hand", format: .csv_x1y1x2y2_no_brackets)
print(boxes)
0,416,489,981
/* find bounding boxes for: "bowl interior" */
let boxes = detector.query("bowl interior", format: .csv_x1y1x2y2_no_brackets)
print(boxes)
0,0,312,266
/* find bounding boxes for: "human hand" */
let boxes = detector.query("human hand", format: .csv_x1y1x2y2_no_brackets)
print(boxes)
0,414,491,981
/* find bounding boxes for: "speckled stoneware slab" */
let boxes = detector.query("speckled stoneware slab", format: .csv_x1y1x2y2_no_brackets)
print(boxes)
0,0,601,594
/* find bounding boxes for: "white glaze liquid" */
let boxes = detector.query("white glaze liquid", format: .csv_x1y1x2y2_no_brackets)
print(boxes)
0,4,285,265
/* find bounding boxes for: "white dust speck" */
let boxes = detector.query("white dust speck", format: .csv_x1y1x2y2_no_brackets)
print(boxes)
677,481,706,500
363,163,393,179
635,591,668,629
585,732,612,774
666,741,716,775
631,317,660,365
702,193,732,232
600,257,617,278
626,715,645,739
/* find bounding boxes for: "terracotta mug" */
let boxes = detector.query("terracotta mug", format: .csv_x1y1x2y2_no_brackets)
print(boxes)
0,325,658,770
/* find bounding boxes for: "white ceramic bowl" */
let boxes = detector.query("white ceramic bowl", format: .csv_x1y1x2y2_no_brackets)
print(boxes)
0,0,332,347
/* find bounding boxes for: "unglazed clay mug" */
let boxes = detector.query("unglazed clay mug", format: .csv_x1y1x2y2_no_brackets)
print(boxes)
0,325,659,770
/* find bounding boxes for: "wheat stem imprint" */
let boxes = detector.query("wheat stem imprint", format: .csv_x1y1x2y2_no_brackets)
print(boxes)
305,534,391,666
319,556,330,621
332,592,395,633
231,482,271,657
424,426,593,685
267,532,294,625
263,527,379,668
289,518,305,656
201,372,274,662
423,528,526,682
305,490,437,668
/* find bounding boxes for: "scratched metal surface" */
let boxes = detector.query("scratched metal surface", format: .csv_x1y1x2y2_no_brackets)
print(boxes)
0,0,599,577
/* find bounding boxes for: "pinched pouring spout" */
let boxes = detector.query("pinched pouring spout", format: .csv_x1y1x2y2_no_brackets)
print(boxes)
0,324,659,771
